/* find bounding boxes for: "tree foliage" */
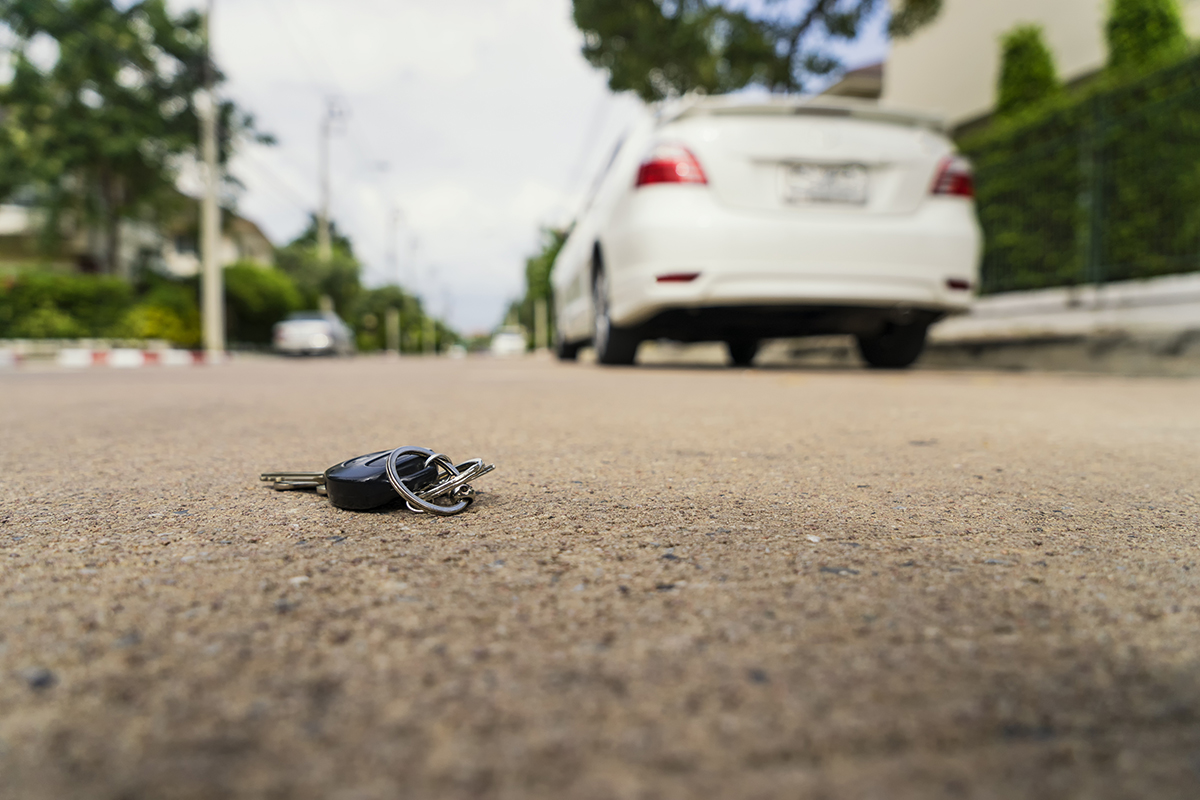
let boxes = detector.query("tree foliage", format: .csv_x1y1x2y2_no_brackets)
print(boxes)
572,0,942,101
1106,0,1189,71
0,0,266,273
273,216,457,352
352,284,456,353
223,262,303,345
996,25,1059,117
274,216,362,318
506,227,567,346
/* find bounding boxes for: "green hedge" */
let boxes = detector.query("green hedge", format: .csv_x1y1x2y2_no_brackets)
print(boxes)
0,273,134,338
0,264,303,347
960,51,1200,293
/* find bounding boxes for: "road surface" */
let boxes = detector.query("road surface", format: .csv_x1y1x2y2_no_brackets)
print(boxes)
2,356,1198,799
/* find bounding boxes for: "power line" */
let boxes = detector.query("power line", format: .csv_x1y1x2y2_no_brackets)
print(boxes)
257,0,331,91
237,148,315,213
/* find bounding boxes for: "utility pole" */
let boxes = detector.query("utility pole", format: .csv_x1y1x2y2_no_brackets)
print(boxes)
385,307,400,355
317,98,344,262
385,206,402,356
534,298,548,351
200,0,224,360
387,207,402,285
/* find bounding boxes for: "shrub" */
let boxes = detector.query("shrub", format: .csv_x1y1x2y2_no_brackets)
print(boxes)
1107,0,1188,71
132,279,202,346
119,303,197,346
962,53,1200,293
997,25,1059,116
0,272,133,337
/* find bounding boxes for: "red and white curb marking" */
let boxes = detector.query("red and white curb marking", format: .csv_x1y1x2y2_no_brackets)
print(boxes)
58,348,208,368
0,348,213,369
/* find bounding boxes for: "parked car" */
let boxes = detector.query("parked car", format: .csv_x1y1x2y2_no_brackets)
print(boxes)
490,325,527,357
551,95,982,368
273,311,355,356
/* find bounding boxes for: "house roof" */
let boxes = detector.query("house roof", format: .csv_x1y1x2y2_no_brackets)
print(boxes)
821,62,884,100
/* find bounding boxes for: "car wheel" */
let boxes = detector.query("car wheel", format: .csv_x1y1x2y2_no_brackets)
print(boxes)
592,270,639,366
856,322,928,369
555,332,581,362
726,339,759,367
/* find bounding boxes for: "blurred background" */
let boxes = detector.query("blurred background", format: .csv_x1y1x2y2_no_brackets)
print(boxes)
1,0,1198,370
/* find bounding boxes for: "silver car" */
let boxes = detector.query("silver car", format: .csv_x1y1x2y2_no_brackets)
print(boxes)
273,311,356,356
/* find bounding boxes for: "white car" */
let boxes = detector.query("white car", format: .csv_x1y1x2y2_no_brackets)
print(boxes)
490,325,528,357
273,311,355,356
551,95,981,368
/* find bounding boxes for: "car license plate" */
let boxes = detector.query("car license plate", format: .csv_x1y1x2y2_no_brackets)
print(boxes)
780,163,868,205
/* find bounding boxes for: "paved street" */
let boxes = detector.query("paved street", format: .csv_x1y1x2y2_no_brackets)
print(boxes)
2,356,1198,799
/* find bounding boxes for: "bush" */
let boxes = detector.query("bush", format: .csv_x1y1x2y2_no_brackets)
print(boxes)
962,53,1200,293
223,262,302,345
0,264,308,348
0,272,133,337
1107,0,1188,71
997,25,1059,116
120,278,202,347
119,303,197,346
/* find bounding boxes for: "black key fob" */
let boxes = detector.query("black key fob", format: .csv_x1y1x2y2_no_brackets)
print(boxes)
324,450,438,510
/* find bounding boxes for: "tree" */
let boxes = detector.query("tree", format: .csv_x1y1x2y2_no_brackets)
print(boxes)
1107,0,1189,71
996,25,1059,117
506,227,567,347
0,0,266,274
274,216,362,317
572,0,943,101
351,285,456,354
223,262,303,345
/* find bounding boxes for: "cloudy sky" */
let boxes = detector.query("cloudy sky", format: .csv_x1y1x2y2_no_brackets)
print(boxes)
181,0,888,332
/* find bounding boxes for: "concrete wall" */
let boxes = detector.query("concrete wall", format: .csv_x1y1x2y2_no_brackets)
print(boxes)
882,0,1200,125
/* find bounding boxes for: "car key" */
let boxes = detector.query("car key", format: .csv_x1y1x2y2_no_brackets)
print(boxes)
261,446,496,516
260,450,438,511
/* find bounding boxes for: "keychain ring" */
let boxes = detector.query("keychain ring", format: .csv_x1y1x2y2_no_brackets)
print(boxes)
385,446,473,516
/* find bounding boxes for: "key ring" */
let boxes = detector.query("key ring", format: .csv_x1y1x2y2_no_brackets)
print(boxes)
385,446,480,516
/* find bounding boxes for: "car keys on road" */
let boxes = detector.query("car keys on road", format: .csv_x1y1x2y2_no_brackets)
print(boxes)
261,446,495,516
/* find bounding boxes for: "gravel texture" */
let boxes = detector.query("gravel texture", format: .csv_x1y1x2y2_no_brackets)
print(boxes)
1,356,1199,799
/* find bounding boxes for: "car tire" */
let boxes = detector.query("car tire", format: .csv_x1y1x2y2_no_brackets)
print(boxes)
856,322,928,369
726,339,759,367
592,270,639,366
555,332,581,362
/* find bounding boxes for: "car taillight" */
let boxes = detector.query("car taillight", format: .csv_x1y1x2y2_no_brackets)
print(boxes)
635,143,708,187
931,155,974,197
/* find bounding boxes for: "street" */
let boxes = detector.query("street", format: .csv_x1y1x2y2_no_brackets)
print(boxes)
2,356,1198,799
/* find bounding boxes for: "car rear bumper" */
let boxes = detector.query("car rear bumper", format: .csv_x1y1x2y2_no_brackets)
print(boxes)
603,191,981,328
631,304,944,342
274,344,337,355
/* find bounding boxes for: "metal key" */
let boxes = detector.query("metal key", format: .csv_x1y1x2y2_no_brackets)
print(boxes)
261,447,495,516
261,450,438,510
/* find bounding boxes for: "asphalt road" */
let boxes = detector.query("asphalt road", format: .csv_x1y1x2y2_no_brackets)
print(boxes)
2,356,1198,799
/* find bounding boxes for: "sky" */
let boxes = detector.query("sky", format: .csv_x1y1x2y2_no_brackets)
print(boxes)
177,0,890,333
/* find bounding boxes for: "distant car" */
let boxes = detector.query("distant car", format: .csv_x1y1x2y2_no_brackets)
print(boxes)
273,311,355,356
551,95,982,368
490,326,527,357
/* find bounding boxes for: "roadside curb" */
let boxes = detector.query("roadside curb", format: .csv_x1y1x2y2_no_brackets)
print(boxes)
0,346,213,370
55,348,207,368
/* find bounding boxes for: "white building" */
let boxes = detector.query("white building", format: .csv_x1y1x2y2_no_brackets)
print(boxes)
880,0,1200,127
0,197,273,279
160,211,275,278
